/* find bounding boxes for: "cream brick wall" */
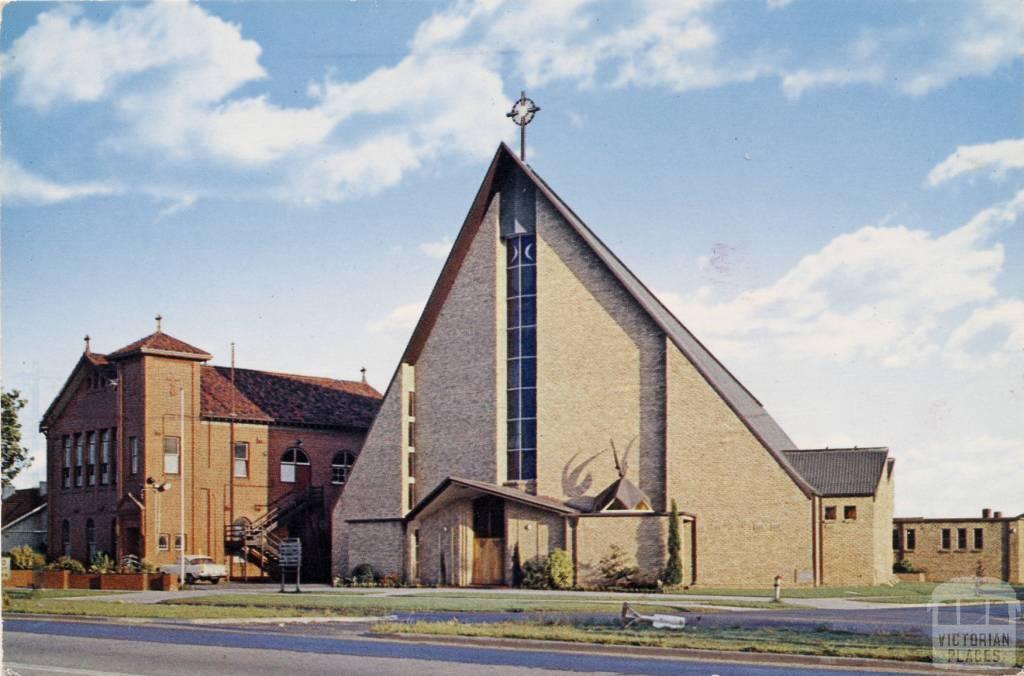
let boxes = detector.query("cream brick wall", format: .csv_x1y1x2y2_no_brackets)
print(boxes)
411,501,474,586
665,342,814,587
822,497,879,585
331,372,405,576
576,515,678,587
535,196,665,509
345,520,405,579
896,518,1017,582
505,502,567,581
417,196,502,493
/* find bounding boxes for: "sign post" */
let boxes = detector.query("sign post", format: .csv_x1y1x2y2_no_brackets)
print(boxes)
278,538,302,593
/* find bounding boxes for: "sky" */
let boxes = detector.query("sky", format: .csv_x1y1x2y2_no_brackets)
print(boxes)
1,0,1021,518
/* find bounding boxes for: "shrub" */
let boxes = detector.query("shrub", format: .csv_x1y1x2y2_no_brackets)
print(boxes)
10,545,46,570
45,556,86,573
511,542,524,587
139,559,158,574
351,563,377,584
548,549,573,590
378,573,402,587
893,559,917,573
663,500,684,586
90,552,116,574
521,555,550,589
597,545,638,589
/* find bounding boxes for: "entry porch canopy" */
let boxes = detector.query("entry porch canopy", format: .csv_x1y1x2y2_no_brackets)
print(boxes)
404,476,579,523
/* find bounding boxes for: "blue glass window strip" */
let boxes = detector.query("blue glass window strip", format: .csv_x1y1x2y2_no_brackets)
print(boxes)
506,235,537,481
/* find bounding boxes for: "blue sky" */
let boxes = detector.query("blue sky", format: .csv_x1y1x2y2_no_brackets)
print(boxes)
2,0,1022,517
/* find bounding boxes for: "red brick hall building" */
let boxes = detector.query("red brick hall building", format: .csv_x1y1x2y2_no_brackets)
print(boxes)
40,323,381,580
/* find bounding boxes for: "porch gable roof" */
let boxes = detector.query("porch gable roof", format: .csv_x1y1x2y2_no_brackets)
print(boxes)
405,476,578,522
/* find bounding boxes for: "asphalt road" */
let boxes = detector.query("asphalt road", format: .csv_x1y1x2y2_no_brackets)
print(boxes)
2,618,929,675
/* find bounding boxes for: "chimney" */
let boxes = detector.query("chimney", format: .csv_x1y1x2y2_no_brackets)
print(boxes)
982,508,992,519
993,511,1003,519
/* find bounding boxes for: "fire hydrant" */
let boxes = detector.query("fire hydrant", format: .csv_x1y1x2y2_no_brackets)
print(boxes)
773,575,782,602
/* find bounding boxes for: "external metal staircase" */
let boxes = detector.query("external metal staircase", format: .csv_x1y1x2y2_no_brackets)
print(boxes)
224,486,323,579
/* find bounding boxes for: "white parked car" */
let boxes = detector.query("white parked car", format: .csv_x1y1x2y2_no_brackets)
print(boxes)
160,555,227,584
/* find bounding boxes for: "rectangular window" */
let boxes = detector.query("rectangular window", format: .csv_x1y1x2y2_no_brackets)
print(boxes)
957,528,968,550
281,463,295,483
941,528,951,550
973,528,983,550
408,391,416,417
86,431,97,486
233,442,249,478
163,437,180,474
158,533,170,551
100,429,111,485
75,434,84,487
109,429,117,484
407,481,417,508
129,437,139,475
62,436,71,489
407,450,417,478
506,234,537,482
824,506,837,520
844,505,857,520
175,534,185,551
892,528,900,550
906,529,916,551
408,421,416,448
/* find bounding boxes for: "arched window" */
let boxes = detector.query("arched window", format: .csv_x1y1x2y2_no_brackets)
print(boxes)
331,451,355,485
86,518,96,562
62,519,71,557
280,447,310,483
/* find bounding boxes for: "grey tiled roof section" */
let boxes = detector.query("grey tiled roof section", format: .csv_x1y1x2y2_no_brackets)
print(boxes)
781,448,889,496
510,147,809,493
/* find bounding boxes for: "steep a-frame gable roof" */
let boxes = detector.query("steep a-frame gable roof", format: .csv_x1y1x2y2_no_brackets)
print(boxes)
401,143,814,496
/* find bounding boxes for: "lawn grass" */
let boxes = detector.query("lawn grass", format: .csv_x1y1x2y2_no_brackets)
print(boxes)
161,592,739,615
2,596,331,619
373,619,952,663
3,589,129,600
673,582,1024,603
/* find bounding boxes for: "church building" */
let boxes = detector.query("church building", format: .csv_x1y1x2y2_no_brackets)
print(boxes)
333,143,896,587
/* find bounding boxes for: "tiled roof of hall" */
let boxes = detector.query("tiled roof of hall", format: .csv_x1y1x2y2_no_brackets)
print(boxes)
200,365,383,430
106,331,213,361
781,447,890,497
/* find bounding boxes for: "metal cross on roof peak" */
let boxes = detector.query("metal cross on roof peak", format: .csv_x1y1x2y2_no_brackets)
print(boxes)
506,91,540,161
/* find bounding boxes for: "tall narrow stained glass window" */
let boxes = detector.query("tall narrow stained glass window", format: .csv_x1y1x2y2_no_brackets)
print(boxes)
506,234,537,481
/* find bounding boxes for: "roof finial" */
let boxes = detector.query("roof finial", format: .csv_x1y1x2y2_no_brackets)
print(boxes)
506,91,540,161
155,314,163,333
360,366,367,384
84,334,91,354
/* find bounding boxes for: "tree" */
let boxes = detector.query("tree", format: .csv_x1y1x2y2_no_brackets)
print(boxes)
664,499,684,586
2,389,32,487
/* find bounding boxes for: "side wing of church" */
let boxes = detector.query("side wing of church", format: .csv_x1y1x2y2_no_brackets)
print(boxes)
334,143,894,587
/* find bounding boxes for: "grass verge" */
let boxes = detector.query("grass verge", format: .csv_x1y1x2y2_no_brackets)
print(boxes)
161,592,777,615
373,619,950,663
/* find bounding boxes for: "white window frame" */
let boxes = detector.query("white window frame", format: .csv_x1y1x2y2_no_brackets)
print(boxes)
163,436,180,475
233,442,249,479
158,533,170,551
100,429,111,485
331,451,354,485
280,448,309,484
129,437,139,475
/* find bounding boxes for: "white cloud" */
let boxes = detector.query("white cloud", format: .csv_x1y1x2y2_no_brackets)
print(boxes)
368,301,427,333
927,138,1024,186
660,188,1024,368
0,157,122,205
656,190,1024,517
419,235,454,260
